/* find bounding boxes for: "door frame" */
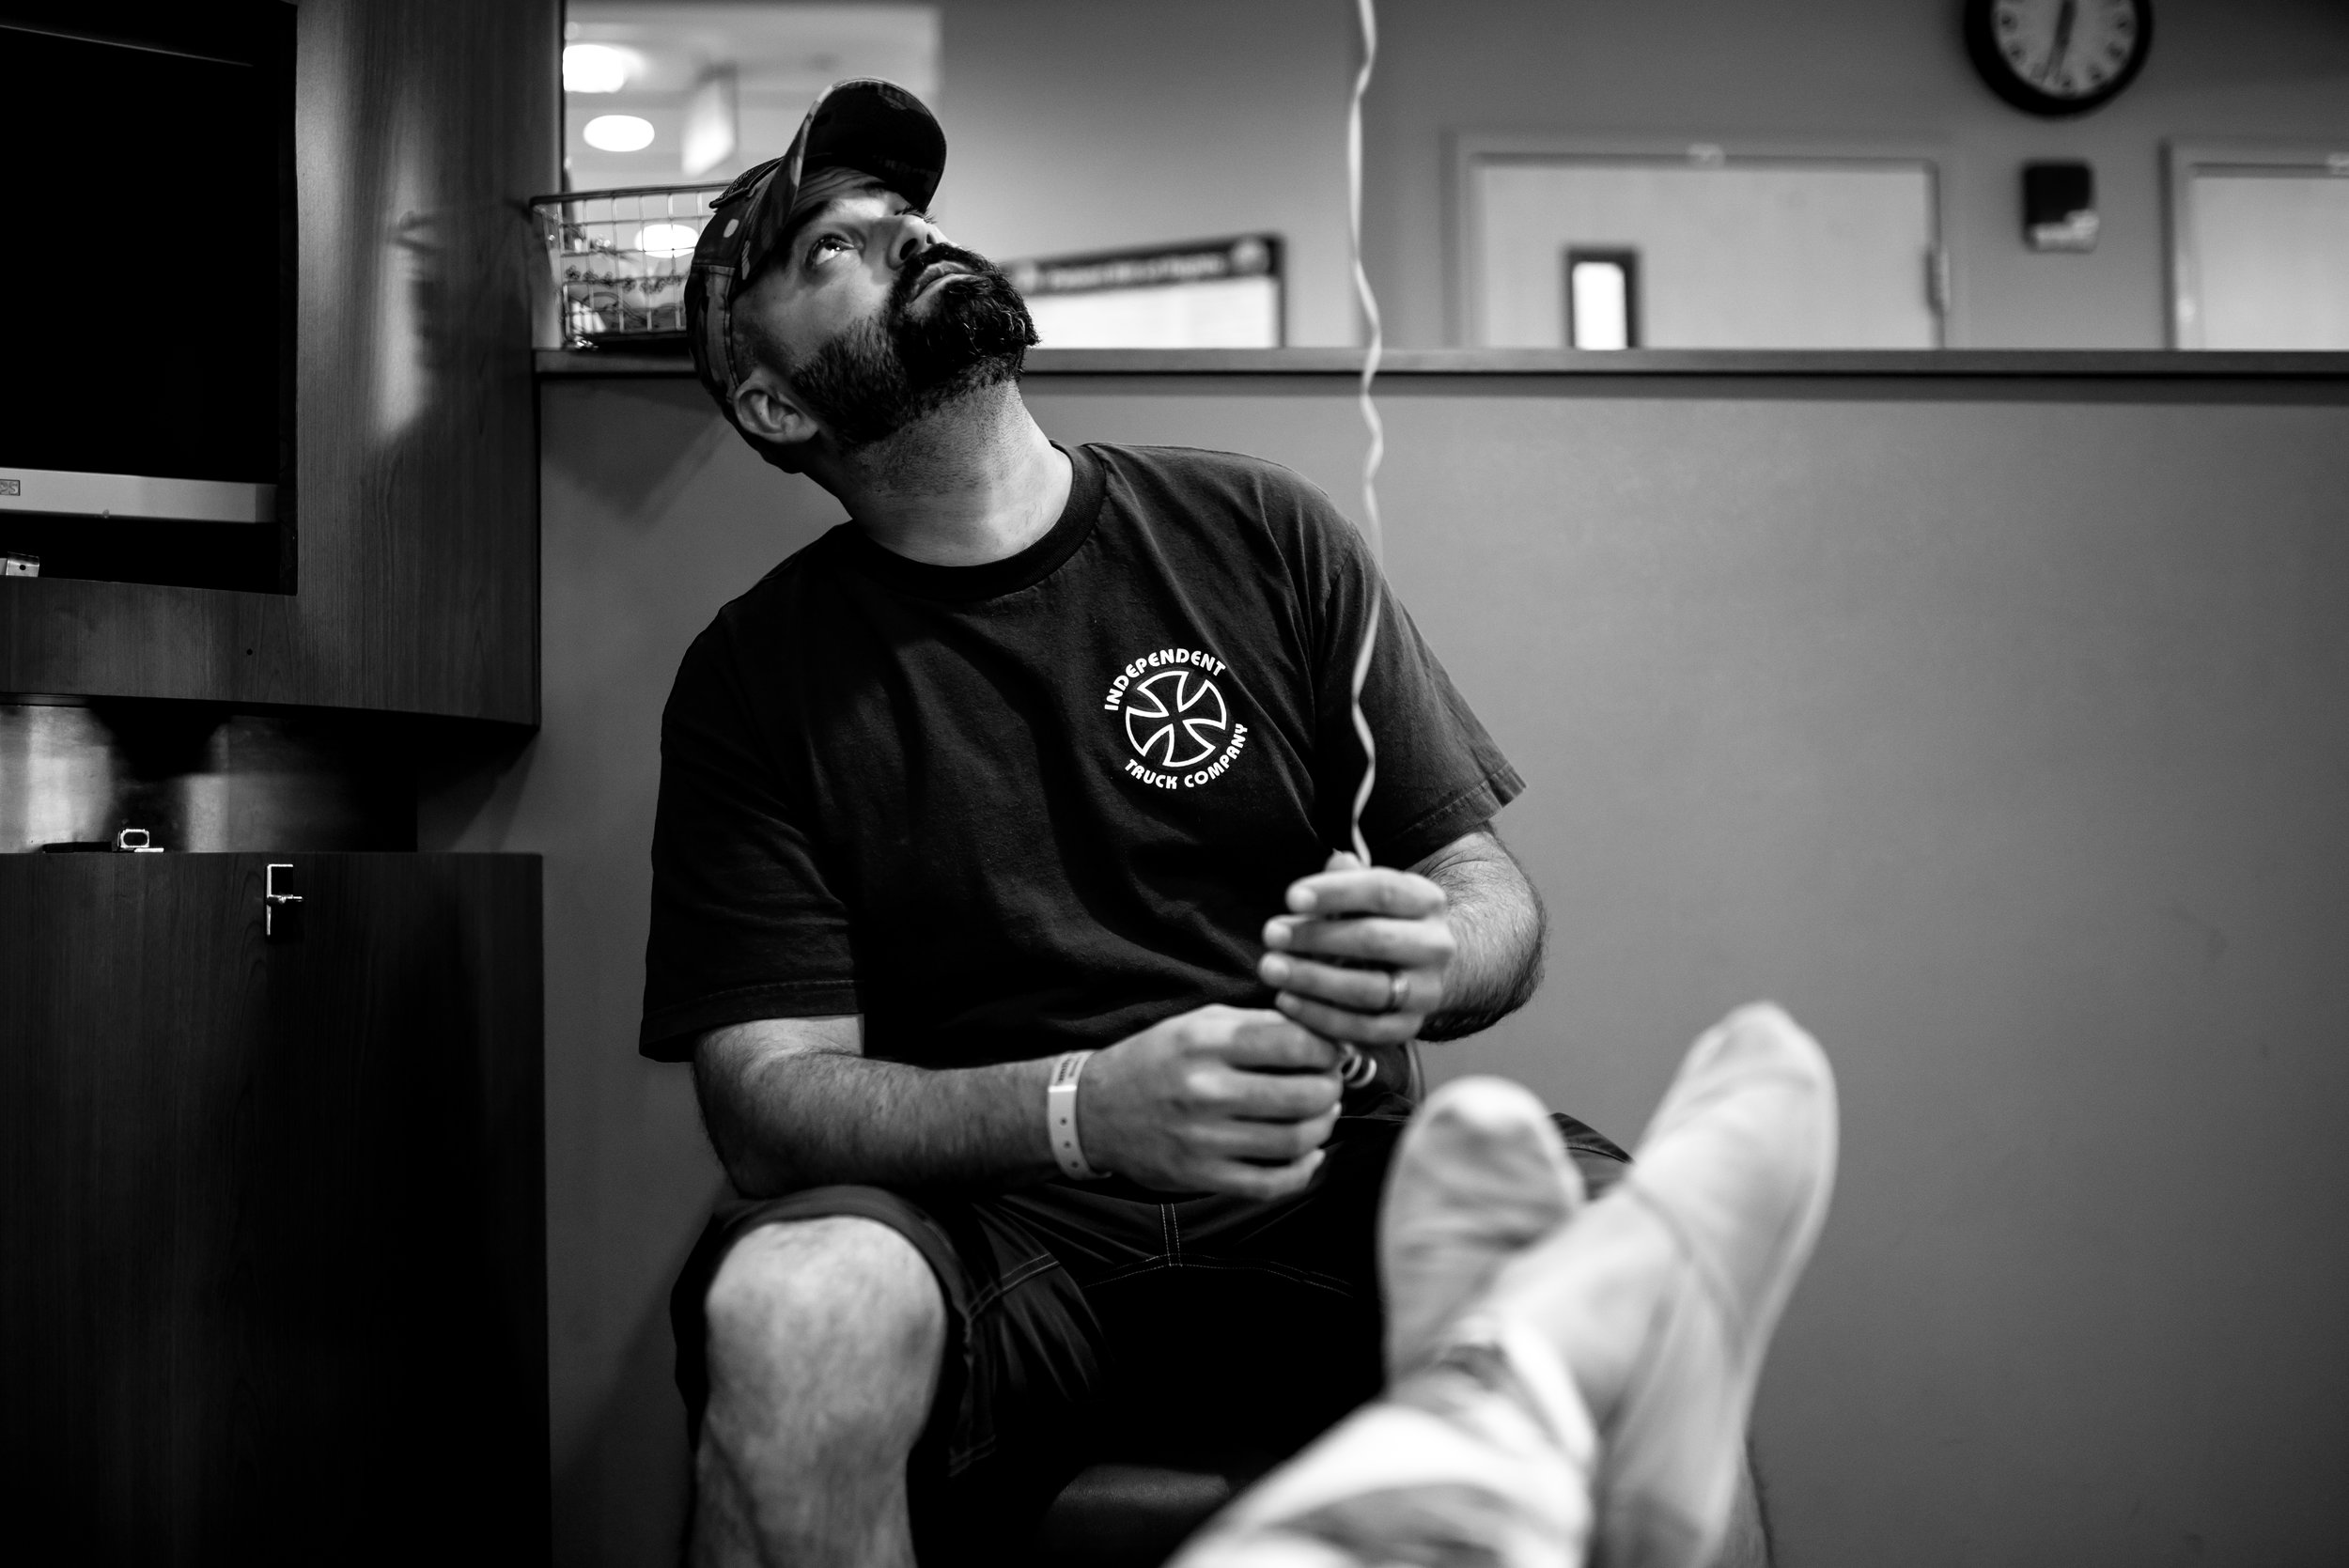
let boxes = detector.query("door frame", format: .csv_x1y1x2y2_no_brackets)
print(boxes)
1447,132,1952,349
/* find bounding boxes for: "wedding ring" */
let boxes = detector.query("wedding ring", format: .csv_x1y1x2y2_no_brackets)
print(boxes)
1385,970,1411,1015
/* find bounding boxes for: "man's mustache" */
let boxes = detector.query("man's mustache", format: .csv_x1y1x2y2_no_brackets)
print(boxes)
890,243,1007,315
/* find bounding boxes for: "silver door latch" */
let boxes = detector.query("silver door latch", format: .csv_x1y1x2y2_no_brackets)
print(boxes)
265,862,303,939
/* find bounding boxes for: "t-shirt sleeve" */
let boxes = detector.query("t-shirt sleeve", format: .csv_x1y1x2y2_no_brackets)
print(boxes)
638,617,861,1060
1283,474,1525,868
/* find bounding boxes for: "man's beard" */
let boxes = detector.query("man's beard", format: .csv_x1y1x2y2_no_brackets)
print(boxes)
786,244,1040,450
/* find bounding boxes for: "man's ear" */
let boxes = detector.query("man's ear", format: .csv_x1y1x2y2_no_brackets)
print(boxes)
731,367,823,453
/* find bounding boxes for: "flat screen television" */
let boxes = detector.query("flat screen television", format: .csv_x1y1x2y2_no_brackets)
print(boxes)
0,1,294,592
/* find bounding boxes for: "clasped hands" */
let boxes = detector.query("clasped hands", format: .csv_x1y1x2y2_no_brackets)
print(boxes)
1080,851,1455,1198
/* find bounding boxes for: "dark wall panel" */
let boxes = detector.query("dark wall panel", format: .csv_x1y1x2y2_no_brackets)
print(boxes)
0,0,554,723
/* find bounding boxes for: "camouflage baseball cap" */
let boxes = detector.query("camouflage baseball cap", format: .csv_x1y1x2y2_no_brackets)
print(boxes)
686,78,947,423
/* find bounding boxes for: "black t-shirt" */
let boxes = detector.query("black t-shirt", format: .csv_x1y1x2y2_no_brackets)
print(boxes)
639,442,1522,1065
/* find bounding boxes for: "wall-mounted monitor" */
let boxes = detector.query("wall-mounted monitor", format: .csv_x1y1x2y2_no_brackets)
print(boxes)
0,2,294,592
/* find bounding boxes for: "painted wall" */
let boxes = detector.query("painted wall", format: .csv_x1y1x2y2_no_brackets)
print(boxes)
448,363,2349,1564
851,0,2349,349
1031,374,2349,1568
929,0,1356,349
1362,0,2349,349
420,386,833,1567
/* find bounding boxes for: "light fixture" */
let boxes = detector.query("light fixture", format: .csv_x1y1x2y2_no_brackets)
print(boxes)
638,222,700,258
583,115,656,153
563,42,632,95
681,70,739,178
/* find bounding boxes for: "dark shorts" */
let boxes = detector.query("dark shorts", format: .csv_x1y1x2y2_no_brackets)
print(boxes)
670,1094,1629,1562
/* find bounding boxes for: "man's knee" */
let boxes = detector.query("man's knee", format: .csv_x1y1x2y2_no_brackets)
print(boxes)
703,1215,947,1408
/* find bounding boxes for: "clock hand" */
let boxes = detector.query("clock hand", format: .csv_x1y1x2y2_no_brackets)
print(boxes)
2045,0,2077,85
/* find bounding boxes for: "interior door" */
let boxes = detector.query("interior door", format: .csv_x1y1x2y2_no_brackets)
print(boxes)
2178,163,2349,349
1470,153,1943,349
0,852,545,1566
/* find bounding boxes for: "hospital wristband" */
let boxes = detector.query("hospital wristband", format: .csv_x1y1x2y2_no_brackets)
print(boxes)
1047,1050,1108,1181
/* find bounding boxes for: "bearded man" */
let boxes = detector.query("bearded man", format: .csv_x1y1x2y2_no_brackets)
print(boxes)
643,80,1640,1567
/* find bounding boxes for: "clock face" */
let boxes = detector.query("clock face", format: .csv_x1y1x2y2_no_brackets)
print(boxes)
1967,0,2153,116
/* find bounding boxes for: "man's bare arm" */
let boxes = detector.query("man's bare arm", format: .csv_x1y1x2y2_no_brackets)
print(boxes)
1259,828,1545,1046
693,1008,1345,1201
693,1017,1056,1198
1412,829,1546,1040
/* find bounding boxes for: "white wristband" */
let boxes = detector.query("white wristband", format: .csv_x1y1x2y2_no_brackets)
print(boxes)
1047,1050,1107,1181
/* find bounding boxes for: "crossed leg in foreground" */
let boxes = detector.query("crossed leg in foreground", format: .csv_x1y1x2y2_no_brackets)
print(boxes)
1173,1001,1839,1568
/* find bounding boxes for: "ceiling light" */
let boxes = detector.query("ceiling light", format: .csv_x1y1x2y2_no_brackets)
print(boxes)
563,43,632,94
638,223,700,258
583,115,656,153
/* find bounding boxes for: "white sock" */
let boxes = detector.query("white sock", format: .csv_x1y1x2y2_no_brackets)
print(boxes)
1381,1077,1586,1381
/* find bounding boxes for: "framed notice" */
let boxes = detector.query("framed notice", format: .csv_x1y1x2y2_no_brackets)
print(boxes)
1007,235,1283,349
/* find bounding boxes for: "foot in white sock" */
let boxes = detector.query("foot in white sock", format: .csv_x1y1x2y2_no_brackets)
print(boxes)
1380,1077,1587,1381
1171,1004,1834,1568
1460,1002,1837,1568
1173,1085,1597,1568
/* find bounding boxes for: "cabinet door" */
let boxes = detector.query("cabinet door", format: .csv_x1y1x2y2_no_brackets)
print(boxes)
1,853,545,1566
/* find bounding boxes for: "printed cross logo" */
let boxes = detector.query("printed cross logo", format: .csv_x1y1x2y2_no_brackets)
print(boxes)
1101,645,1252,791
1126,669,1227,768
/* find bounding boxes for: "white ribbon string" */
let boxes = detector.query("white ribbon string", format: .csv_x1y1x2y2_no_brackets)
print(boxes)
1333,0,1385,1092
1346,0,1384,870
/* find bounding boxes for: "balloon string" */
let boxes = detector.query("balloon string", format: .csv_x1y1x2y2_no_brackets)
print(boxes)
1346,0,1383,872
1336,0,1384,1091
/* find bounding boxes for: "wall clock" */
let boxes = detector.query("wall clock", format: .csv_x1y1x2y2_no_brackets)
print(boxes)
1965,0,2153,117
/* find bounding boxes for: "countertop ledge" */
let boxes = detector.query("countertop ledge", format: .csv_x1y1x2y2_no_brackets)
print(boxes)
537,346,2349,379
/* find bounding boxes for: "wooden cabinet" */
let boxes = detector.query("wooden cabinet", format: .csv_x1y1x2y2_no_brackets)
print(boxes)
0,0,556,724
0,853,546,1565
0,6,553,1555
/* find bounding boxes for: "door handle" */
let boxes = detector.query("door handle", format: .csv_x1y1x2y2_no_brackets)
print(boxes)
265,862,303,940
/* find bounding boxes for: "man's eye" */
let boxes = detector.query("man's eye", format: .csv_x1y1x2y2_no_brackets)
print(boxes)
807,234,853,263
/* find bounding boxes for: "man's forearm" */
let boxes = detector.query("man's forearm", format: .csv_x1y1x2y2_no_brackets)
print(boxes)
696,1032,1059,1199
1414,832,1546,1041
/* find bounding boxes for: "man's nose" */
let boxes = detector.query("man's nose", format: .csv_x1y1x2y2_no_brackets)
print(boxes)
887,211,948,268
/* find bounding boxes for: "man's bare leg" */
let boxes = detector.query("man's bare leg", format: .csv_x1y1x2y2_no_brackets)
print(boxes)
692,1216,946,1568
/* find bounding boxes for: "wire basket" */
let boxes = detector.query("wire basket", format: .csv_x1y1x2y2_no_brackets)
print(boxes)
533,184,726,348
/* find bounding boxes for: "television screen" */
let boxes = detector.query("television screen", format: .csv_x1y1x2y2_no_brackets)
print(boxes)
0,4,291,589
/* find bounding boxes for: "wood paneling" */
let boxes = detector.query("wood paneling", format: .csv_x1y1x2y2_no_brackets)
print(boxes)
0,853,546,1564
0,0,555,724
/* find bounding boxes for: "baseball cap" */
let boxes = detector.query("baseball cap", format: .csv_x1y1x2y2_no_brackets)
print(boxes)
686,78,948,421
